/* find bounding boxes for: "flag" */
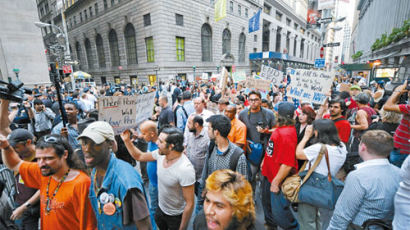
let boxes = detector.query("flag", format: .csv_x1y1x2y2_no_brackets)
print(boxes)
214,0,227,22
248,10,261,33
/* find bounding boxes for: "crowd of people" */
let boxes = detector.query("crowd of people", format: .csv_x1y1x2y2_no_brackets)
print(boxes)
0,74,408,230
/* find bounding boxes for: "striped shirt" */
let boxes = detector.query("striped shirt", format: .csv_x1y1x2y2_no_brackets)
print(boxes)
394,104,410,154
328,159,401,229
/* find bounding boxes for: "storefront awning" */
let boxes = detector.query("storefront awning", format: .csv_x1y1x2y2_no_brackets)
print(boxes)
339,63,372,71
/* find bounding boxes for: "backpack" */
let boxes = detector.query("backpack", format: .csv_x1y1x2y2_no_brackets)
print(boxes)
207,141,251,180
174,104,188,127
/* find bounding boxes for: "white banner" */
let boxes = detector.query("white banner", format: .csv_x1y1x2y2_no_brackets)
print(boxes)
288,69,333,104
98,93,156,134
260,65,283,86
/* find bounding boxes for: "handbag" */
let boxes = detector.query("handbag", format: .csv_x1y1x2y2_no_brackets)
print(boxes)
281,145,327,203
298,145,344,210
247,141,264,166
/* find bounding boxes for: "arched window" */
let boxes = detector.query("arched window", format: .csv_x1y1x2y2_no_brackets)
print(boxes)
95,34,106,67
222,29,231,55
75,41,82,69
84,38,94,69
238,33,246,63
108,29,120,66
201,24,212,61
124,23,138,64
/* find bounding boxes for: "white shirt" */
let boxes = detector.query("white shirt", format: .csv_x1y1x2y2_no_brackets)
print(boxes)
354,158,390,170
303,143,347,176
152,150,195,216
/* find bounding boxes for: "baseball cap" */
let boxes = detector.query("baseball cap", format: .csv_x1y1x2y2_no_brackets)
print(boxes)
278,102,295,119
350,85,362,91
77,121,115,144
7,129,34,147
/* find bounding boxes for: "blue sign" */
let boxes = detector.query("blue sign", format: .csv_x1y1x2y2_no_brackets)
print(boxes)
248,10,261,33
315,58,325,68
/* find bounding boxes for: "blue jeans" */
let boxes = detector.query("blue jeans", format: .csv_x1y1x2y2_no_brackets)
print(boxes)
390,149,408,168
262,176,299,229
149,183,158,217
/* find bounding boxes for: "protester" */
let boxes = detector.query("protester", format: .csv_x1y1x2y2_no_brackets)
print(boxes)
383,80,409,167
30,99,56,139
121,127,195,230
393,156,410,229
78,121,153,229
261,101,299,230
296,119,347,230
328,130,401,229
175,91,195,131
185,115,209,195
224,104,247,150
238,90,275,190
193,169,262,230
0,134,96,229
158,95,175,128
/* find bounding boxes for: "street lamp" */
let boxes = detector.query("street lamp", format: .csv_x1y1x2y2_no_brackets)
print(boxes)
329,26,343,31
34,22,64,35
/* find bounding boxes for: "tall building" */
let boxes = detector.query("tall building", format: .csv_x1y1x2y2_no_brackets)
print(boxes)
42,0,265,86
351,0,409,63
0,0,49,86
250,0,321,73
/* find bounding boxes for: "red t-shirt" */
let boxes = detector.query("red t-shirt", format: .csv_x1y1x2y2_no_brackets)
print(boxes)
323,115,351,144
394,104,410,154
261,126,298,182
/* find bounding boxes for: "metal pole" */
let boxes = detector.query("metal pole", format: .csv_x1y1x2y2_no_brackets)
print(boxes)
60,1,74,90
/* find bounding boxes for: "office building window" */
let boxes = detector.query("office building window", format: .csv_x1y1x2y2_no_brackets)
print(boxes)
245,8,248,18
75,42,82,69
238,5,241,16
222,29,231,55
84,38,94,69
96,34,106,67
264,4,271,15
84,9,87,20
275,11,282,21
300,39,305,58
276,27,282,52
230,1,233,13
95,3,98,15
79,12,82,22
89,7,92,17
294,23,298,30
286,31,290,52
254,34,257,42
103,0,108,10
124,23,138,64
176,14,183,26
176,37,185,61
145,37,155,62
144,14,151,26
286,18,291,26
238,33,246,63
201,23,212,61
262,21,270,52
293,36,297,56
111,0,115,7
108,29,120,66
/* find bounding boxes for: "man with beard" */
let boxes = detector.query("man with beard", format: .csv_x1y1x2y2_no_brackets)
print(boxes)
185,115,209,195
121,126,195,230
78,121,152,229
0,134,96,229
318,97,351,144
52,102,83,160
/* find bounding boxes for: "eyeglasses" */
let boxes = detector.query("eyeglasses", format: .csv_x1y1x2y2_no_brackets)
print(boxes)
43,135,60,144
249,98,260,102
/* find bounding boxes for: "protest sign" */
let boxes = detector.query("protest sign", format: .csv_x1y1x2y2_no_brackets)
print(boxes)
232,71,247,83
288,69,333,104
246,78,271,91
260,65,283,85
339,83,350,92
98,93,155,134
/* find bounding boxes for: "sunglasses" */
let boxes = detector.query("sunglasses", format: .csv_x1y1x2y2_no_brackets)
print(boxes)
43,135,60,144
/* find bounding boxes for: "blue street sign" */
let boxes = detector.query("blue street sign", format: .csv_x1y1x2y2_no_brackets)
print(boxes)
315,58,325,68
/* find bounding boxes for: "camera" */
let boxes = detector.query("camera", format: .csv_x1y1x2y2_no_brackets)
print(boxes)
0,80,32,103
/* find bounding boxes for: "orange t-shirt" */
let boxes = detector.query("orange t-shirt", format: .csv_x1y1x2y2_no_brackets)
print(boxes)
19,162,96,230
228,117,247,151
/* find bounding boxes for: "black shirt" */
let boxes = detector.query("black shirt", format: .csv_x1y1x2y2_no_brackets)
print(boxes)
158,106,174,129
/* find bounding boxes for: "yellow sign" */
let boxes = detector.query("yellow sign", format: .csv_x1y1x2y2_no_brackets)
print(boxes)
215,0,227,22
149,75,156,86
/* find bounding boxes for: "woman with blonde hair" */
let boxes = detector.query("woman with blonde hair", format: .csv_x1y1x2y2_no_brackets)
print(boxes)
193,169,261,230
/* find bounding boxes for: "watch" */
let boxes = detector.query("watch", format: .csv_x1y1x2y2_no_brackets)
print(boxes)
25,203,32,208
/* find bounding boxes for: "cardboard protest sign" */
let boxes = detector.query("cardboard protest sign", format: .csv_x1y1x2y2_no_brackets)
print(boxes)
288,69,333,104
98,92,155,134
246,78,271,91
339,83,350,92
219,67,229,91
232,71,247,83
260,65,284,85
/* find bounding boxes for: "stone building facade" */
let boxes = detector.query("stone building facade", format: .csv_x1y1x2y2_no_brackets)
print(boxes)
61,0,263,85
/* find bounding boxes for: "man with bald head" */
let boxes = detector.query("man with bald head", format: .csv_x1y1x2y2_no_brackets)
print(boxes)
225,104,247,150
158,95,174,128
138,120,160,220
